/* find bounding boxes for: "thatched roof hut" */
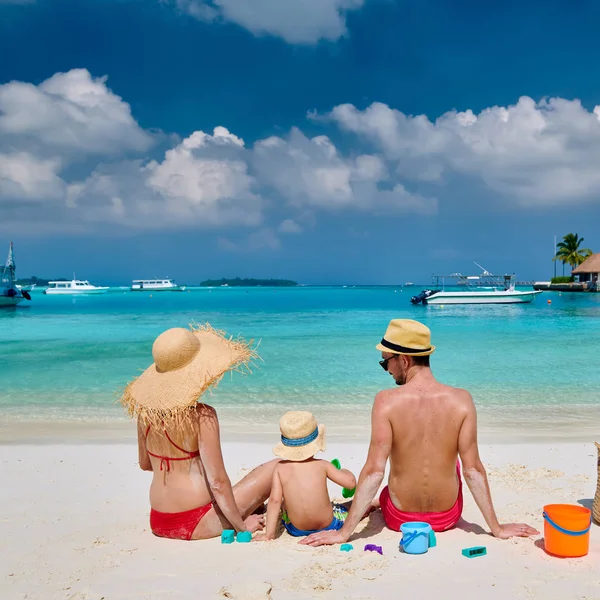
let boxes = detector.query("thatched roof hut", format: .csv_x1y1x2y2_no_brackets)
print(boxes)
572,253,600,275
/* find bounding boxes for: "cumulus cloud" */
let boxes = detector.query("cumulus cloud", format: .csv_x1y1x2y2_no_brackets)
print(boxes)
6,68,600,239
0,69,152,156
278,219,303,234
172,0,365,44
0,152,64,200
327,97,600,206
253,128,435,214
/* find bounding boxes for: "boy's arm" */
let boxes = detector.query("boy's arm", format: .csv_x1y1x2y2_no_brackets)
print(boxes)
325,461,356,491
254,467,283,541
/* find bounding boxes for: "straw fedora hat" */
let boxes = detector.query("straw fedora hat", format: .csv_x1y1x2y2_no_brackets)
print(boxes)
273,411,326,462
120,323,256,425
376,319,435,356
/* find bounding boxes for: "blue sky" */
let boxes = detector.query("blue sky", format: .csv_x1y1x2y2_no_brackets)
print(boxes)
1,0,599,284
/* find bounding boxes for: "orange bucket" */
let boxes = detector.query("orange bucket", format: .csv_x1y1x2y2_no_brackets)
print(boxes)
543,504,591,558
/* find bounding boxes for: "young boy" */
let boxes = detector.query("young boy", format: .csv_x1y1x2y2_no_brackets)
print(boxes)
255,410,357,540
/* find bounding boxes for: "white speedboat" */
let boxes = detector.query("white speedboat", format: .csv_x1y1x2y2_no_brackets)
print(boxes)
411,264,542,305
130,278,186,292
1,242,31,307
44,279,109,295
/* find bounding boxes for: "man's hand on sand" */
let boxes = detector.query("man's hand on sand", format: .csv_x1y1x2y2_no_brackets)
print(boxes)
299,530,348,546
493,523,539,539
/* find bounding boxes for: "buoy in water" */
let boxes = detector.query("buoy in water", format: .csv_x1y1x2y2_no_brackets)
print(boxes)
547,299,552,304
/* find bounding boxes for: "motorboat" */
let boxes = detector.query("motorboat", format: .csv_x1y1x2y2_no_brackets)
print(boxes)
44,279,109,295
411,263,542,305
130,278,186,292
0,242,31,307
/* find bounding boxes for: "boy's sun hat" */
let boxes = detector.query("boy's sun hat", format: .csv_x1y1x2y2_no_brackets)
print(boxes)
273,411,326,462
376,319,435,357
119,323,256,427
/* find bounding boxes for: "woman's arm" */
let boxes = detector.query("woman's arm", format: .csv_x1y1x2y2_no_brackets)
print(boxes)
196,405,247,532
137,420,152,472
254,468,282,541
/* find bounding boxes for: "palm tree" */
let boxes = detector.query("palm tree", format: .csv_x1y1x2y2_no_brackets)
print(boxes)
553,233,593,275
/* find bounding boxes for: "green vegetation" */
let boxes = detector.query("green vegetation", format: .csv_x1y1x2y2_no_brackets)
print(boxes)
199,277,298,287
550,276,573,284
14,276,55,286
553,233,592,275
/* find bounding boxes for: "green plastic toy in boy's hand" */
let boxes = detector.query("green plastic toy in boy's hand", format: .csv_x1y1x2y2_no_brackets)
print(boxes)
331,458,356,498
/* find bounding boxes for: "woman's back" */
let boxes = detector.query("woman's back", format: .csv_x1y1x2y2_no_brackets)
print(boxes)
143,412,213,512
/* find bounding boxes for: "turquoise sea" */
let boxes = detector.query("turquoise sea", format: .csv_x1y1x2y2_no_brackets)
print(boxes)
1,287,599,435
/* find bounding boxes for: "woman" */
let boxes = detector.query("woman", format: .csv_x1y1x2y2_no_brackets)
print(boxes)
120,323,278,540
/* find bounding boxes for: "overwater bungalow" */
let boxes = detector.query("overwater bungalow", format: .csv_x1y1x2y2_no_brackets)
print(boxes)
572,253,600,291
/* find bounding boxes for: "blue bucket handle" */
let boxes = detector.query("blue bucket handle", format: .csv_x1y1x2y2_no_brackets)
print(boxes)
542,511,591,536
400,529,426,548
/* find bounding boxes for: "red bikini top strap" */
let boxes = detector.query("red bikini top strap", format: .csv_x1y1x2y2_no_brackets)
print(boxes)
145,424,151,438
163,428,198,457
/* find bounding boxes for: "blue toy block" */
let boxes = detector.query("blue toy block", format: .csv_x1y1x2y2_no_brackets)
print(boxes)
340,543,354,552
461,546,486,558
221,529,235,544
237,531,252,543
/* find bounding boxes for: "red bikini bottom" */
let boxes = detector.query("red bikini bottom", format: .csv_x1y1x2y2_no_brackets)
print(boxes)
380,462,463,533
150,503,213,540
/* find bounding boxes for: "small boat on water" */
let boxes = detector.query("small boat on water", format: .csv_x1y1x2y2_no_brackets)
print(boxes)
411,264,542,305
130,278,186,292
0,242,31,307
44,279,109,295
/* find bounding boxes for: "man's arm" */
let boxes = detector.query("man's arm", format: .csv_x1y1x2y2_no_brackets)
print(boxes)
301,391,393,546
458,392,539,539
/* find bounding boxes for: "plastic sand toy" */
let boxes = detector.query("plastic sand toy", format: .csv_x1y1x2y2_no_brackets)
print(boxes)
331,458,356,498
340,544,354,552
461,546,486,558
364,544,383,555
221,530,235,544
237,531,252,543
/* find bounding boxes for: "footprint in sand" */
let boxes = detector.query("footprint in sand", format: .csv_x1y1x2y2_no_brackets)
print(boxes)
219,580,273,599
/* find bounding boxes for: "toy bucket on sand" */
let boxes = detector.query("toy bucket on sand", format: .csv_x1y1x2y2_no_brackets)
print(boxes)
399,522,434,555
543,504,592,558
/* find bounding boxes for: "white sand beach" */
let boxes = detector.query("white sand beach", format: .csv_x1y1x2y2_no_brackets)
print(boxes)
1,429,599,600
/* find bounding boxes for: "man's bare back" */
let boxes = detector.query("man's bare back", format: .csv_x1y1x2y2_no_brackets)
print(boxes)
381,377,469,513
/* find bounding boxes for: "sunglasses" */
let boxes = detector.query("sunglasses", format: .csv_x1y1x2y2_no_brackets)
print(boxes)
379,355,398,371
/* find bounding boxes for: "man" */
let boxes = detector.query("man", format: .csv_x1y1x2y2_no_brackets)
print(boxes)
301,319,539,547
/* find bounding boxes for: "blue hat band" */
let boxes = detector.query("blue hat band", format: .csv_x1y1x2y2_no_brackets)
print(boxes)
281,427,318,447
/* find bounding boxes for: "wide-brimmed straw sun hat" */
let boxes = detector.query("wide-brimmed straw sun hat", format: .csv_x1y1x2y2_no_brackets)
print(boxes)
273,411,326,462
376,319,435,357
120,323,256,426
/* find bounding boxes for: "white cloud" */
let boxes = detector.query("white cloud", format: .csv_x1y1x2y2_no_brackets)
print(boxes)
173,0,365,44
278,219,303,234
8,68,600,239
253,128,434,214
0,152,64,200
328,96,600,206
65,129,263,229
0,69,152,156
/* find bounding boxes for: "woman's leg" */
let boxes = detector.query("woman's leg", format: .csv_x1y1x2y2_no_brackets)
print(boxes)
192,459,279,540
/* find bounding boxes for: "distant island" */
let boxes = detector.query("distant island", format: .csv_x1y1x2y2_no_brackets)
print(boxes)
15,276,60,286
199,278,298,287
